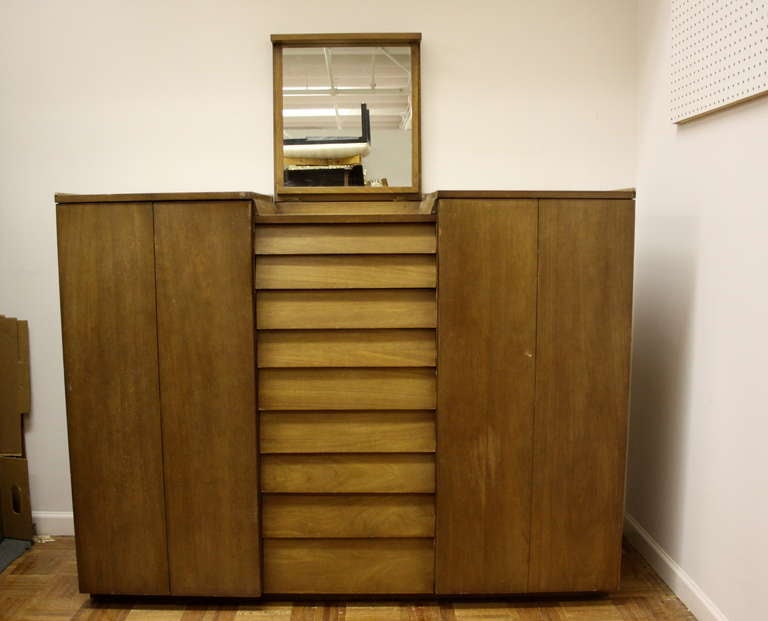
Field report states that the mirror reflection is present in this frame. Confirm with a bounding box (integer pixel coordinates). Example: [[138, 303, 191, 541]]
[[282, 46, 412, 188]]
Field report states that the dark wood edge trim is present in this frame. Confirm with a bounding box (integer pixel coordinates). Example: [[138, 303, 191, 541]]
[[435, 190, 636, 200], [55, 190, 636, 205], [273, 43, 284, 198], [276, 190, 423, 202], [271, 33, 421, 45], [54, 192, 273, 204], [88, 590, 620, 602], [249, 200, 265, 595], [254, 214, 436, 224], [411, 41, 422, 196]]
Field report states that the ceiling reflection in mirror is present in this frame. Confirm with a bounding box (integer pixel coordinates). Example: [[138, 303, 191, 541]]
[[282, 46, 412, 188]]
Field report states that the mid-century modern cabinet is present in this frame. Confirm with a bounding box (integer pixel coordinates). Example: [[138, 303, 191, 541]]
[[56, 190, 634, 597]]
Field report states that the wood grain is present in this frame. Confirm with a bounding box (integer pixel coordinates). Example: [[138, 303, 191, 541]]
[[254, 255, 436, 289], [260, 411, 435, 453], [435, 199, 539, 594], [254, 223, 436, 254], [56, 202, 169, 595], [256, 290, 436, 329], [257, 329, 436, 367], [263, 538, 434, 594], [154, 201, 260, 596], [259, 368, 436, 410], [528, 199, 635, 593], [262, 494, 435, 538], [261, 454, 435, 493]]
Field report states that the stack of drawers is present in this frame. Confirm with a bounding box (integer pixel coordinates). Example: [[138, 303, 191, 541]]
[[253, 215, 438, 594]]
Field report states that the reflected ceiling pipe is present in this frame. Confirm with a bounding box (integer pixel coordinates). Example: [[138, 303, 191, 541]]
[[322, 47, 342, 130], [283, 87, 407, 95], [379, 47, 411, 81], [369, 51, 377, 90], [379, 47, 412, 132], [401, 94, 413, 131]]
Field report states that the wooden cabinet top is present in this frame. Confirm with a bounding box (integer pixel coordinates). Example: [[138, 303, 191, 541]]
[[55, 189, 635, 204], [55, 192, 270, 204], [434, 190, 635, 199]]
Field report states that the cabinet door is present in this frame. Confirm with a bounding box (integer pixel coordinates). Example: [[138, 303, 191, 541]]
[[529, 199, 634, 592], [435, 199, 538, 594], [57, 202, 169, 594], [154, 201, 260, 596]]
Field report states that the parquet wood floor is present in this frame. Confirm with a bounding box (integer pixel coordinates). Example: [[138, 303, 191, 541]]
[[0, 538, 695, 620]]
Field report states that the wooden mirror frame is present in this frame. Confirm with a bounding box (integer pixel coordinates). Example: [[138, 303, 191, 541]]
[[272, 33, 422, 200]]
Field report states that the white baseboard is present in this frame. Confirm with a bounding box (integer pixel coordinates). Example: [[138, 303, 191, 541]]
[[624, 514, 729, 621], [32, 511, 75, 536]]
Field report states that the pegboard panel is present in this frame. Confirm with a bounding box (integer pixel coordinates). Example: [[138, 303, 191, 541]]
[[671, 0, 768, 123]]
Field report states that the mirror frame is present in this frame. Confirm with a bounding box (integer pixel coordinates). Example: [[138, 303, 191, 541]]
[[272, 33, 422, 200]]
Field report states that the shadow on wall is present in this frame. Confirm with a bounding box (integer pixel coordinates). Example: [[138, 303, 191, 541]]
[[626, 211, 699, 560]]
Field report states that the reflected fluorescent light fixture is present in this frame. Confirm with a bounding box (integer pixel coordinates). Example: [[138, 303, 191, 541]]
[[283, 86, 388, 91], [283, 108, 361, 117]]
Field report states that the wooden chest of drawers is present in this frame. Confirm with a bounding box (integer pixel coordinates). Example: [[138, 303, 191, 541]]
[[56, 190, 634, 597], [254, 217, 438, 594]]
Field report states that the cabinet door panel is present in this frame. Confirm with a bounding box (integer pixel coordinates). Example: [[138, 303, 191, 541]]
[[154, 201, 260, 596], [57, 203, 169, 595], [435, 199, 538, 594], [529, 199, 634, 592]]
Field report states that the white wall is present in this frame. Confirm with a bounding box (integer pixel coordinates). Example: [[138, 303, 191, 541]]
[[627, 3, 768, 621], [0, 0, 635, 533], [365, 128, 412, 187]]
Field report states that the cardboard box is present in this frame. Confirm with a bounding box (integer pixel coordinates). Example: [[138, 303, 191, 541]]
[[0, 315, 33, 540], [0, 316, 30, 456], [0, 456, 33, 540]]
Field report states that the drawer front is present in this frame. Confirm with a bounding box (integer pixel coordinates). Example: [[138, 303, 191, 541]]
[[260, 411, 435, 453], [254, 255, 436, 289], [258, 368, 436, 411], [256, 290, 436, 329], [254, 223, 436, 255], [262, 494, 435, 538], [263, 539, 434, 594], [261, 454, 435, 493], [257, 329, 436, 368]]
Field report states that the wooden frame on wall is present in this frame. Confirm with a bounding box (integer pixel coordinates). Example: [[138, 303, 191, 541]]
[[272, 33, 422, 201]]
